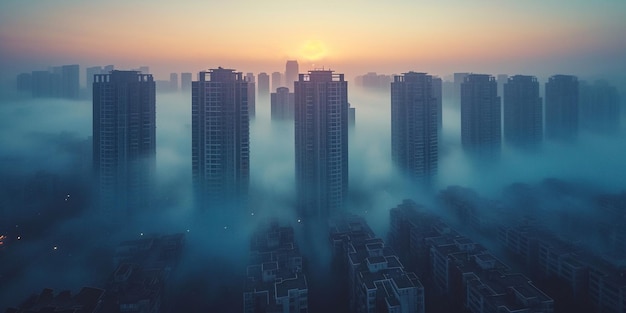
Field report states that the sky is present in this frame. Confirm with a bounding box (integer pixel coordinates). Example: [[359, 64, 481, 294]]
[[1, 0, 626, 81]]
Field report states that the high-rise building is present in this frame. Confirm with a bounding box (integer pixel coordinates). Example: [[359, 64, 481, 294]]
[[432, 76, 443, 135], [453, 72, 470, 108], [192, 68, 249, 212], [545, 75, 579, 142], [503, 75, 542, 149], [294, 70, 348, 220], [169, 73, 178, 92], [348, 103, 355, 129], [461, 74, 501, 160], [93, 70, 156, 218], [497, 74, 509, 98], [271, 87, 294, 121], [245, 73, 256, 119], [16, 73, 32, 92], [579, 80, 620, 134], [28, 65, 79, 99], [285, 60, 299, 91], [60, 64, 79, 99], [258, 72, 270, 99], [271, 71, 283, 92], [86, 66, 104, 89], [355, 72, 393, 92], [180, 72, 192, 91], [391, 72, 438, 183], [31, 70, 54, 97]]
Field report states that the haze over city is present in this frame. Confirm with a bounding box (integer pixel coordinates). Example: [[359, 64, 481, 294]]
[[1, 1, 626, 313]]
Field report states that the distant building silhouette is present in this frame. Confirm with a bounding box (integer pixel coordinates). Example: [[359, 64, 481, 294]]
[[295, 70, 348, 220], [270, 86, 294, 121], [348, 103, 355, 129], [169, 72, 178, 91], [497, 74, 508, 98], [503, 75, 543, 150], [461, 74, 501, 160], [432, 76, 443, 135], [391, 72, 438, 184], [134, 66, 149, 74], [545, 75, 579, 142], [92, 70, 156, 219], [271, 71, 283, 91], [61, 64, 79, 99], [180, 72, 192, 91], [355, 72, 392, 92], [257, 72, 270, 100], [86, 66, 108, 90], [16, 73, 32, 91], [285, 60, 299, 91], [25, 64, 79, 99], [579, 80, 620, 134], [246, 73, 256, 119], [453, 72, 470, 108], [192, 68, 249, 212], [31, 70, 55, 97]]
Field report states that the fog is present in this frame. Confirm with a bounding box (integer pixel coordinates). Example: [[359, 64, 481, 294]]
[[1, 74, 625, 310]]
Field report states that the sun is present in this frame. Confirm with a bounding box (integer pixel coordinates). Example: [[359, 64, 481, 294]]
[[299, 40, 327, 61]]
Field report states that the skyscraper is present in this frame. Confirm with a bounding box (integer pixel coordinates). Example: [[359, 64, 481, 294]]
[[461, 74, 501, 160], [503, 75, 542, 149], [271, 86, 294, 120], [285, 60, 299, 90], [545, 75, 579, 142], [271, 71, 282, 91], [192, 68, 249, 212], [169, 73, 178, 92], [453, 72, 470, 109], [579, 80, 620, 134], [432, 76, 443, 135], [257, 72, 269, 100], [245, 73, 256, 119], [294, 70, 348, 220], [181, 72, 192, 91], [92, 70, 156, 218], [391, 72, 438, 183]]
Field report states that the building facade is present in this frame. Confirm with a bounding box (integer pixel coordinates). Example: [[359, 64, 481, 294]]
[[92, 70, 156, 218], [461, 74, 501, 160], [192, 68, 249, 212], [285, 60, 299, 91], [271, 86, 295, 121], [579, 80, 620, 134], [294, 70, 349, 220], [391, 72, 438, 184], [245, 73, 256, 119], [272, 71, 283, 92], [181, 72, 192, 91], [503, 75, 543, 150], [545, 75, 579, 142], [258, 72, 270, 100]]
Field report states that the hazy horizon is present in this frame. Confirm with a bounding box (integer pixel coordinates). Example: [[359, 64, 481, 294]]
[[1, 1, 626, 83], [2, 1, 626, 312]]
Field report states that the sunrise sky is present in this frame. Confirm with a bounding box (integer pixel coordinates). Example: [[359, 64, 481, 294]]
[[1, 0, 625, 80]]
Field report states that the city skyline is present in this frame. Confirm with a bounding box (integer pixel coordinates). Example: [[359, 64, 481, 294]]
[[1, 1, 626, 82], [2, 2, 626, 312]]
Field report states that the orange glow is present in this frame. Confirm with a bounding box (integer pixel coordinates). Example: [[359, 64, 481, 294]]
[[1, 1, 625, 78], [299, 40, 327, 61]]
